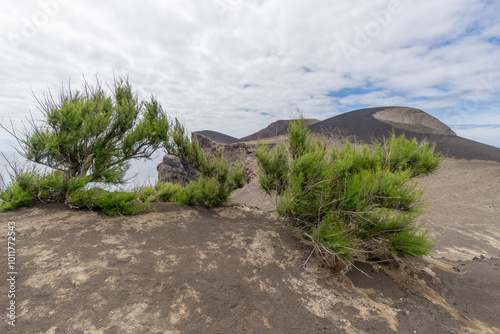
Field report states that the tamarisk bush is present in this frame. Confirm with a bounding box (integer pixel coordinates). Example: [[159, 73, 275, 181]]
[[256, 119, 442, 267], [2, 77, 172, 184], [171, 120, 243, 208], [0, 77, 243, 214]]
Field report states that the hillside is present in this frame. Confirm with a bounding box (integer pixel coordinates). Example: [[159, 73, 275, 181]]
[[192, 130, 241, 145], [308, 106, 500, 162], [195, 107, 500, 162], [240, 119, 320, 142]]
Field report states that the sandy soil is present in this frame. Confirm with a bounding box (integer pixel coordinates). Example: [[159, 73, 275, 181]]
[[0, 157, 499, 333], [417, 159, 500, 261]]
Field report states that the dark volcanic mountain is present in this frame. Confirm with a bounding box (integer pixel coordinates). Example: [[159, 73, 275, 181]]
[[193, 130, 241, 145], [309, 106, 500, 162], [192, 107, 499, 162], [240, 119, 320, 141]]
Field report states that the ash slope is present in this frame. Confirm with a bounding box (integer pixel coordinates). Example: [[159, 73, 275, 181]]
[[193, 130, 241, 145], [240, 119, 320, 142]]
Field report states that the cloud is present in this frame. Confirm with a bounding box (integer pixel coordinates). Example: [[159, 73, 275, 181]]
[[0, 0, 499, 153]]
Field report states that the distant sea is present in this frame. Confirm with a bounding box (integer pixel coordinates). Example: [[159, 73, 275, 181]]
[[0, 151, 164, 191]]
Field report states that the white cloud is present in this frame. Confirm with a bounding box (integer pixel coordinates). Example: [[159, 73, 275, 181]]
[[0, 0, 499, 153]]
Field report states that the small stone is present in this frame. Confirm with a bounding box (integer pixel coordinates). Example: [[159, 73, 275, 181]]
[[2, 317, 5, 320], [480, 255, 487, 260], [473, 256, 480, 261], [410, 290, 417, 295], [399, 310, 407, 315], [491, 257, 495, 260]]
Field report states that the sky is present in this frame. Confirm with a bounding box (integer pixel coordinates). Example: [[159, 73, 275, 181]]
[[1, 0, 500, 158]]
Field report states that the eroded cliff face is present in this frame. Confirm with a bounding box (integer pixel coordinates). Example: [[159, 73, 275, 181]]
[[157, 133, 258, 184], [372, 107, 456, 136]]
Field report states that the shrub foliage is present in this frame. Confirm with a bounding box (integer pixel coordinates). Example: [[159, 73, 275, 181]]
[[256, 119, 442, 265], [170, 120, 243, 208], [7, 78, 171, 184], [0, 78, 244, 214]]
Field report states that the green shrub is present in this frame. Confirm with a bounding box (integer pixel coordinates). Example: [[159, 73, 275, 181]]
[[388, 226, 434, 257], [28, 171, 89, 202], [0, 183, 34, 212], [135, 185, 157, 202], [137, 175, 234, 209], [0, 169, 90, 212], [170, 120, 246, 207], [310, 213, 359, 262], [1, 76, 245, 214], [371, 132, 442, 177], [176, 176, 231, 208], [136, 181, 183, 203], [68, 187, 150, 216], [228, 162, 244, 189], [256, 142, 290, 196], [256, 118, 441, 266], [1, 77, 172, 185], [155, 182, 183, 202], [0, 168, 151, 216]]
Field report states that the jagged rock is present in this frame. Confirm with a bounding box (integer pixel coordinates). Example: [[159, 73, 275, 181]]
[[157, 132, 258, 185], [156, 154, 198, 185]]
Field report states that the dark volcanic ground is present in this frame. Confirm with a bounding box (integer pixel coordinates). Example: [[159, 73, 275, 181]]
[[1, 202, 499, 333]]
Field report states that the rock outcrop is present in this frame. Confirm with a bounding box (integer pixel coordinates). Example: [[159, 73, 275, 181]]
[[156, 154, 198, 185], [157, 132, 259, 185], [193, 132, 257, 181]]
